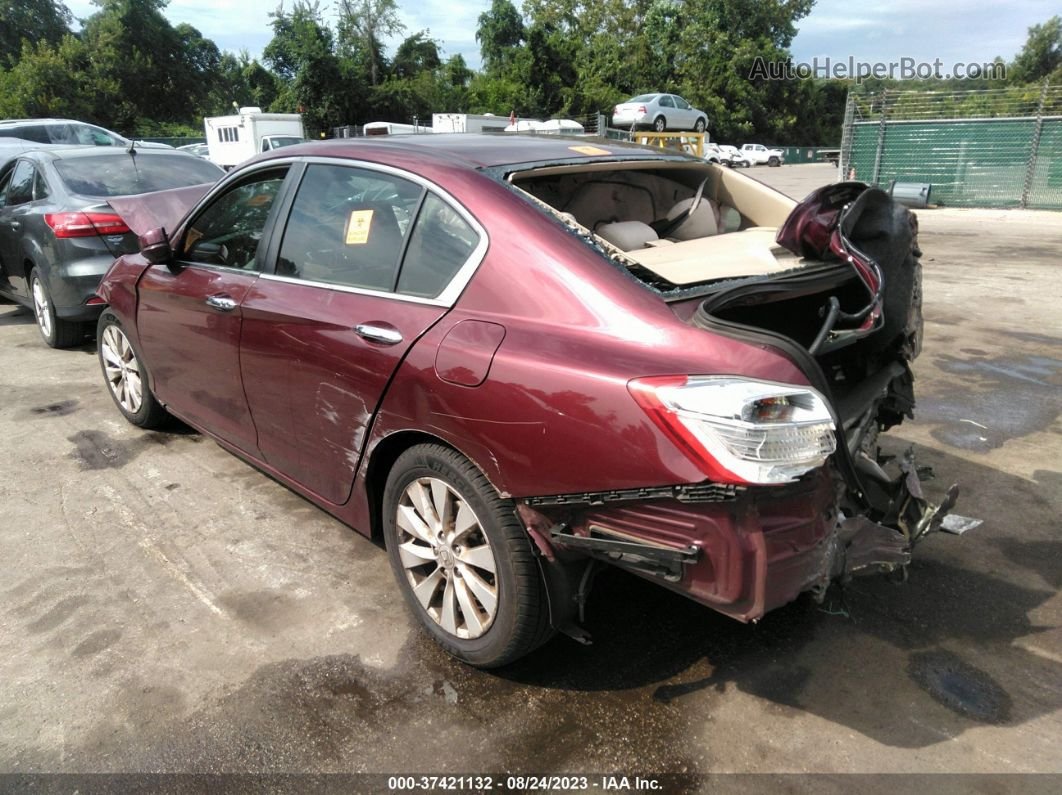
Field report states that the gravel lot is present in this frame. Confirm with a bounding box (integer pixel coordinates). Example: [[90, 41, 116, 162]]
[[1, 163, 1060, 783]]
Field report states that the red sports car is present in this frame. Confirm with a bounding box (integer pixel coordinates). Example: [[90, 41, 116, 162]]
[[94, 135, 956, 667]]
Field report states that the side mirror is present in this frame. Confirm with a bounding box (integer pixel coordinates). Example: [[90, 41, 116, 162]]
[[139, 227, 172, 265]]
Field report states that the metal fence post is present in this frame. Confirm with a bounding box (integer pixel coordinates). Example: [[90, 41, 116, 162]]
[[872, 90, 888, 185], [839, 90, 856, 180], [1020, 79, 1049, 209]]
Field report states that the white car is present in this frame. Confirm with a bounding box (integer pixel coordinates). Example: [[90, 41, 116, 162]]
[[0, 118, 173, 149], [612, 93, 708, 133], [740, 143, 785, 166]]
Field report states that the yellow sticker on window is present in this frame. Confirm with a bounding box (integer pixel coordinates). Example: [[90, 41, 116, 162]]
[[568, 145, 611, 156], [345, 209, 374, 245]]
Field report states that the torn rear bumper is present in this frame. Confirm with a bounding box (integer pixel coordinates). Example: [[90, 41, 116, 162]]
[[521, 454, 957, 629]]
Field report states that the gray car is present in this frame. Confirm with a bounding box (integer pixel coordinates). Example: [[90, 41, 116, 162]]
[[611, 93, 708, 133], [0, 147, 223, 347]]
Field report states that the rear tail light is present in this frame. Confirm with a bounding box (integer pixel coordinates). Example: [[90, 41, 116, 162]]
[[637, 105, 647, 115], [629, 376, 836, 485], [44, 212, 131, 238]]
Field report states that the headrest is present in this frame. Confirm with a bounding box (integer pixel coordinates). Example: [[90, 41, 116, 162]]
[[665, 198, 719, 240], [595, 220, 659, 251]]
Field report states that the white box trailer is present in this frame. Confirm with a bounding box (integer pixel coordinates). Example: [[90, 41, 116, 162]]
[[363, 121, 433, 135], [204, 108, 305, 168], [431, 113, 510, 134]]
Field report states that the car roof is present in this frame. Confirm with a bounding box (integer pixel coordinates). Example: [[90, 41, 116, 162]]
[[255, 134, 694, 171], [0, 118, 100, 126]]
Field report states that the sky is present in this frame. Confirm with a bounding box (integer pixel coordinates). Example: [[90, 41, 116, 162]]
[[65, 0, 1056, 77]]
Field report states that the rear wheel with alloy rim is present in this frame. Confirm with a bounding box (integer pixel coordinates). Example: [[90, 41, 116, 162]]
[[97, 312, 168, 428], [653, 116, 667, 132], [383, 444, 553, 667], [31, 271, 82, 348]]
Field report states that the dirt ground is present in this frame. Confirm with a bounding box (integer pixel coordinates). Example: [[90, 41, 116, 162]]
[[0, 163, 1060, 785]]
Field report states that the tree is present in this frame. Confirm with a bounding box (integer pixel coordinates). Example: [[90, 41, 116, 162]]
[[392, 31, 440, 79], [264, 2, 347, 133], [336, 0, 404, 87], [78, 0, 224, 130], [1010, 16, 1062, 84], [0, 35, 98, 120], [475, 0, 524, 73], [0, 0, 72, 66]]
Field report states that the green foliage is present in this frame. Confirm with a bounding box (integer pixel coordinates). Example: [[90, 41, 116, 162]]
[[1010, 16, 1062, 84], [0, 0, 1057, 146], [0, 0, 72, 66]]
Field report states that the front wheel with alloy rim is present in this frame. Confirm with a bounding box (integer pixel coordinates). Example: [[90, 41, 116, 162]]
[[31, 271, 82, 348], [694, 118, 706, 133], [96, 312, 168, 428], [383, 444, 553, 667]]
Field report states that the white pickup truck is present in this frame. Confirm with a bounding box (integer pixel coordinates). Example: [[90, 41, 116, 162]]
[[740, 143, 785, 167]]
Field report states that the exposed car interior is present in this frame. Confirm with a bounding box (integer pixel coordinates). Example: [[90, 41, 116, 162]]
[[510, 161, 801, 284]]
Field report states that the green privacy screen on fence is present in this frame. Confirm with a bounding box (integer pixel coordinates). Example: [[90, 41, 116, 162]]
[[841, 85, 1062, 210]]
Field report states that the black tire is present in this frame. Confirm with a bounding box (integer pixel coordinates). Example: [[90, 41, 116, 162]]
[[383, 444, 553, 668], [96, 311, 169, 428], [30, 270, 83, 349], [694, 118, 706, 133], [653, 115, 666, 133], [768, 156, 780, 167]]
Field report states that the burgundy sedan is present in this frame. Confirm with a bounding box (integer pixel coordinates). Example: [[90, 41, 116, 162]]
[[94, 136, 955, 667]]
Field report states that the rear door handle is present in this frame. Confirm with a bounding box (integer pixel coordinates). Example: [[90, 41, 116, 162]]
[[7, 221, 20, 231], [205, 294, 237, 312], [355, 323, 403, 345]]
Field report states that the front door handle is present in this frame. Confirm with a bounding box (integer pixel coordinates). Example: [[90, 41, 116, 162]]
[[355, 323, 403, 345], [205, 294, 237, 312], [7, 221, 20, 231]]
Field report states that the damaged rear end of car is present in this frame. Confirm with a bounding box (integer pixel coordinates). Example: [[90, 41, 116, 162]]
[[498, 153, 958, 640]]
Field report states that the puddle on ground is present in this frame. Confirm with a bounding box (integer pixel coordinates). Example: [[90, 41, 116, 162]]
[[908, 649, 1011, 724], [917, 353, 1062, 451]]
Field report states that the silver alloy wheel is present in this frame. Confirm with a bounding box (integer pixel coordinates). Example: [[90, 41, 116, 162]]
[[32, 277, 52, 339], [396, 476, 498, 639], [100, 325, 144, 415]]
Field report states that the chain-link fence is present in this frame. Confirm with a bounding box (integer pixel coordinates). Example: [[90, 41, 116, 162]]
[[840, 82, 1062, 209]]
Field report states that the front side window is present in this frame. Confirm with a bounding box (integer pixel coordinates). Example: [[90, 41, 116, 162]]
[[71, 124, 121, 146], [675, 96, 691, 110], [181, 169, 287, 270], [277, 164, 423, 292]]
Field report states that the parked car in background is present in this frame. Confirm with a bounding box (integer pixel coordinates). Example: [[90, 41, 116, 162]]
[[0, 147, 223, 347], [177, 142, 210, 159], [0, 118, 173, 149], [704, 143, 749, 167], [612, 93, 708, 132], [741, 143, 785, 166], [93, 135, 950, 667], [719, 144, 750, 167]]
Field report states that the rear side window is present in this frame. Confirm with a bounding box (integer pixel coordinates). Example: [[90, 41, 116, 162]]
[[53, 153, 223, 197], [277, 164, 423, 292], [5, 161, 36, 205], [33, 169, 49, 200], [659, 95, 675, 108], [0, 126, 49, 144], [397, 194, 479, 298]]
